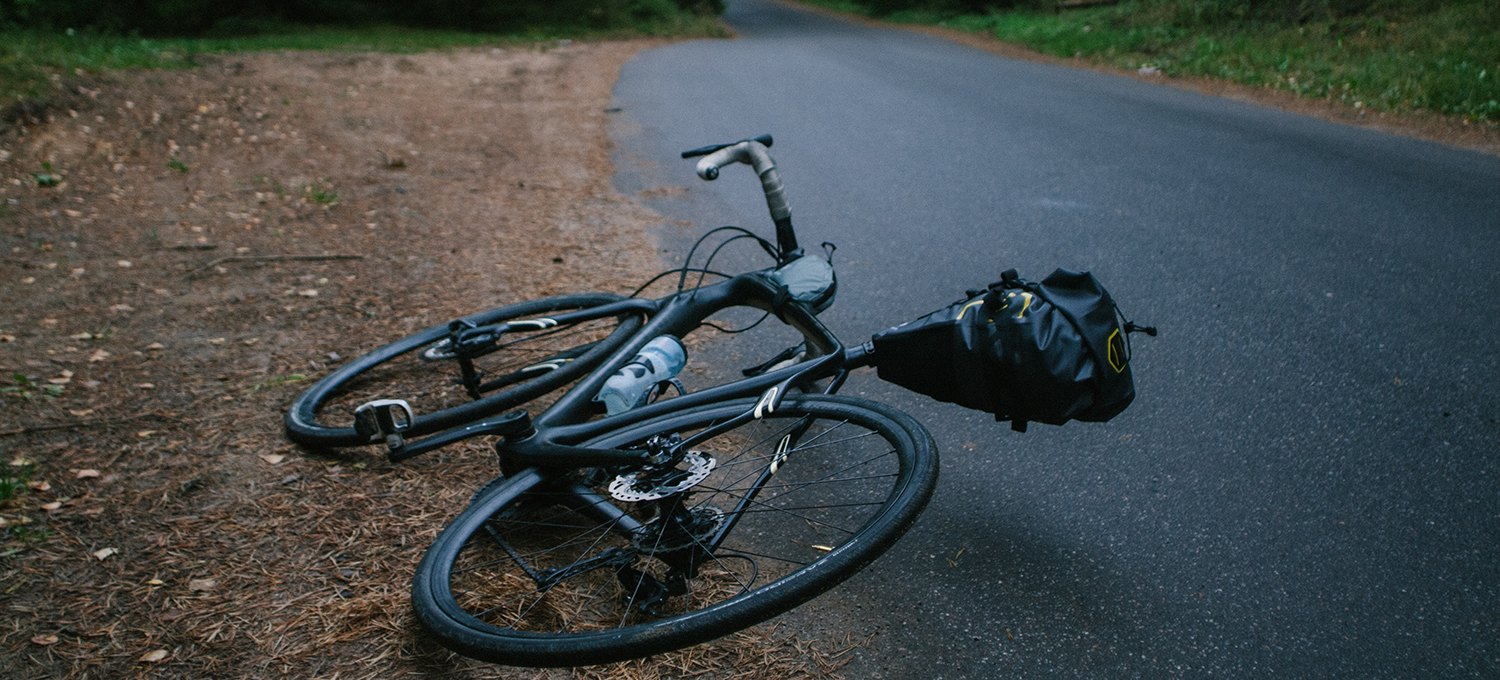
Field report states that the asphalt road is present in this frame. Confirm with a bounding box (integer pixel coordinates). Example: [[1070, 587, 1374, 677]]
[[608, 1, 1500, 677]]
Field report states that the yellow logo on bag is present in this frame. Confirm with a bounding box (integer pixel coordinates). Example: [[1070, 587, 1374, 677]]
[[1107, 328, 1126, 373]]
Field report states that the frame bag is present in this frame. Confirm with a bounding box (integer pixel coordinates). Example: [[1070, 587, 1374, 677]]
[[871, 269, 1154, 431]]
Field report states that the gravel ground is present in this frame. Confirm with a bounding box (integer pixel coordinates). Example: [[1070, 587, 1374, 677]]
[[0, 41, 852, 679]]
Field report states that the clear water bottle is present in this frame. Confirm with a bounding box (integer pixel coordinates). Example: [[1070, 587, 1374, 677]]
[[595, 335, 687, 415]]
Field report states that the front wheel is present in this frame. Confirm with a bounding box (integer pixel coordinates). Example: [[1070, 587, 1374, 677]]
[[411, 394, 939, 666], [284, 293, 643, 447]]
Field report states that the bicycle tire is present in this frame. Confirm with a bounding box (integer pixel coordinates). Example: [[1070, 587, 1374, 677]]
[[285, 293, 644, 447], [411, 394, 939, 666]]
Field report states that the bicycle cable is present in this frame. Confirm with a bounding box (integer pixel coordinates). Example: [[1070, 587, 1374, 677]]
[[675, 227, 778, 294], [685, 232, 776, 333], [629, 267, 733, 298]]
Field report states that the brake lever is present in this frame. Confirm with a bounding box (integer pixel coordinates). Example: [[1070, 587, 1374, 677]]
[[681, 134, 773, 159]]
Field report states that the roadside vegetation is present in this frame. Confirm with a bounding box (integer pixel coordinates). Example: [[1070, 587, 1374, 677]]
[[1, 0, 726, 108], [806, 0, 1500, 125]]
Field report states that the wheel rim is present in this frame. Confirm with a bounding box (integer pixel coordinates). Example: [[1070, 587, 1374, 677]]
[[431, 398, 924, 656], [306, 305, 627, 435]]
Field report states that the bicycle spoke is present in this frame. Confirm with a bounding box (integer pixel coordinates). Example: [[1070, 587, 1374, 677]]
[[430, 398, 930, 649]]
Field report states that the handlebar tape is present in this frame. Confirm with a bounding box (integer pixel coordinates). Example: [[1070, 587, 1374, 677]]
[[695, 140, 792, 226]]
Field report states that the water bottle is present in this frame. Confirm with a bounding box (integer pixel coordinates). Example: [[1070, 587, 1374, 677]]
[[595, 335, 687, 415]]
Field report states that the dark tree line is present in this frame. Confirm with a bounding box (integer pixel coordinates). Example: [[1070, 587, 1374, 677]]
[[0, 0, 724, 35]]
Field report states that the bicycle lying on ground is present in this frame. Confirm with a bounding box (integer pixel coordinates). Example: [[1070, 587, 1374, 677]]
[[284, 135, 1146, 666]]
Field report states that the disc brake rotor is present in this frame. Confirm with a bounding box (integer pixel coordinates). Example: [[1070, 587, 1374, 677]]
[[609, 452, 716, 502]]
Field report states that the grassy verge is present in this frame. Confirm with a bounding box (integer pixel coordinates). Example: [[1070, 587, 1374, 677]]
[[802, 0, 1500, 125], [1, 17, 726, 106]]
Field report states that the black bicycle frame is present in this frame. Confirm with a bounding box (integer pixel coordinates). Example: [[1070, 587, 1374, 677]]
[[383, 270, 864, 465]]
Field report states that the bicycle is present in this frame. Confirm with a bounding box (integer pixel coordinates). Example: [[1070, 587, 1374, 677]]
[[286, 136, 940, 666]]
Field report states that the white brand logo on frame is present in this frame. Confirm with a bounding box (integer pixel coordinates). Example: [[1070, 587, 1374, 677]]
[[769, 434, 793, 474], [753, 387, 779, 419]]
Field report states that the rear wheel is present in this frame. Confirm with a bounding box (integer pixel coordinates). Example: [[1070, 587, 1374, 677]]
[[411, 394, 939, 666], [284, 293, 643, 447]]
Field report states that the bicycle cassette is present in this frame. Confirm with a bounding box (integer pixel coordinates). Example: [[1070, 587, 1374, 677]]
[[609, 452, 716, 502], [632, 506, 726, 553]]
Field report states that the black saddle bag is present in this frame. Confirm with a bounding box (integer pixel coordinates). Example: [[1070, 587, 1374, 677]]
[[871, 268, 1153, 431]]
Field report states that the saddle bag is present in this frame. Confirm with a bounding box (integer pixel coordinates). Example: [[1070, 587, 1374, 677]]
[[871, 268, 1153, 431]]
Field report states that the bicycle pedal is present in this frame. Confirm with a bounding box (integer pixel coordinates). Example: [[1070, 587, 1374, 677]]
[[354, 399, 414, 449]]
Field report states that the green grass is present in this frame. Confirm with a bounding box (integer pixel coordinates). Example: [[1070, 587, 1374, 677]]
[[802, 0, 1500, 124], [1, 18, 727, 105], [301, 183, 338, 205], [250, 373, 306, 392], [1, 373, 63, 401], [0, 462, 32, 503]]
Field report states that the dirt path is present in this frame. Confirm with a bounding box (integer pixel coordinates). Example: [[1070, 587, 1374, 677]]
[[0, 43, 846, 679]]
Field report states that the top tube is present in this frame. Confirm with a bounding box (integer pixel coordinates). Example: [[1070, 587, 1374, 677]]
[[383, 271, 847, 461]]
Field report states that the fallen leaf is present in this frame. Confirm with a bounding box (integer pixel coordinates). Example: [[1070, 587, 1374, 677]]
[[208, 337, 226, 345], [93, 547, 117, 560], [298, 289, 319, 297], [88, 349, 110, 362], [75, 469, 100, 479], [0, 334, 15, 341], [27, 480, 51, 491], [31, 634, 59, 646], [146, 342, 165, 350], [140, 649, 169, 663], [135, 383, 156, 389], [188, 579, 216, 591], [137, 430, 155, 438], [47, 370, 73, 385], [70, 408, 94, 417], [147, 578, 165, 585], [41, 501, 63, 511], [10, 457, 33, 467], [116, 260, 133, 268], [109, 304, 135, 312], [70, 332, 94, 340], [259, 454, 286, 465]]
